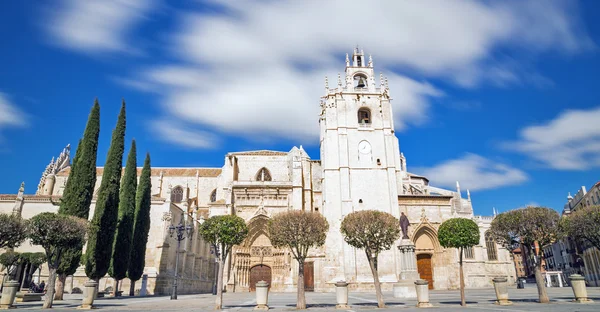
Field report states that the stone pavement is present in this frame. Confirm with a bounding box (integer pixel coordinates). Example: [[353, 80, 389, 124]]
[[9, 286, 600, 311]]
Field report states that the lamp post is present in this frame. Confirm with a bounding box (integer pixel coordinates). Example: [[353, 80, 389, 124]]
[[169, 219, 193, 300]]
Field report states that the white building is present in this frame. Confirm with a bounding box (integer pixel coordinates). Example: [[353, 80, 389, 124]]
[[1, 49, 515, 294]]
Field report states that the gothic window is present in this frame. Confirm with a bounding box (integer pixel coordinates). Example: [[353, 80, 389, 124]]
[[255, 168, 272, 182], [486, 231, 498, 261], [464, 246, 474, 259], [210, 189, 217, 203], [358, 108, 371, 124], [171, 186, 184, 203]]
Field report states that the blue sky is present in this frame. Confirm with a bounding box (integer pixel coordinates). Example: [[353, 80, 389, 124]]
[[1, 0, 599, 216]]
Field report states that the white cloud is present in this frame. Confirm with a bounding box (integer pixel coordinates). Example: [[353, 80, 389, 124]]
[[504, 106, 600, 170], [0, 93, 27, 142], [45, 0, 152, 54], [414, 153, 528, 191], [106, 0, 591, 147], [151, 119, 217, 149]]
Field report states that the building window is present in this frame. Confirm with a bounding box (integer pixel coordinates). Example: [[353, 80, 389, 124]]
[[210, 189, 217, 202], [464, 246, 474, 259], [358, 108, 371, 124], [486, 231, 498, 261], [256, 167, 272, 181], [171, 186, 184, 203]]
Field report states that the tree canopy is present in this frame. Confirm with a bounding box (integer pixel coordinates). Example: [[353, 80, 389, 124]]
[[0, 251, 21, 280], [340, 210, 400, 308], [438, 218, 480, 249], [0, 213, 29, 249], [561, 205, 600, 250], [268, 210, 329, 309]]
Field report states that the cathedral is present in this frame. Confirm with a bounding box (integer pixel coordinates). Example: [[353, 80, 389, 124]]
[[0, 49, 515, 295]]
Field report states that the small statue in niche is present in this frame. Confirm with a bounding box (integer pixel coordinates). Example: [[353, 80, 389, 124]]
[[399, 212, 410, 239]]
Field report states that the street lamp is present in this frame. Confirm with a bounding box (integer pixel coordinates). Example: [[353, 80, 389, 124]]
[[169, 219, 193, 300]]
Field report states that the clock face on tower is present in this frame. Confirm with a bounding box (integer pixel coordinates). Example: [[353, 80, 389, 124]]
[[358, 141, 372, 154]]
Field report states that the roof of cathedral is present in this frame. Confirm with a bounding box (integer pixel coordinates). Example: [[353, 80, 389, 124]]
[[228, 150, 288, 156], [56, 167, 222, 177]]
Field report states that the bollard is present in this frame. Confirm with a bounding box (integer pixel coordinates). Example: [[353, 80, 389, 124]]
[[492, 277, 513, 305], [0, 280, 19, 310], [335, 281, 350, 309], [569, 274, 593, 303], [78, 280, 99, 310], [414, 279, 433, 308], [254, 281, 269, 310]]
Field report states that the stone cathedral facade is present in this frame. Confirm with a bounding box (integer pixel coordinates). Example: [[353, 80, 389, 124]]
[[0, 49, 515, 294]]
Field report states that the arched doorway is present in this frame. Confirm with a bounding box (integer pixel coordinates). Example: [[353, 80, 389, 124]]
[[413, 224, 442, 289], [417, 254, 434, 289], [249, 265, 272, 291]]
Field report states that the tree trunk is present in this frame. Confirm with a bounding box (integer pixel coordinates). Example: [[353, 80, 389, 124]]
[[129, 280, 136, 296], [534, 265, 549, 303], [215, 259, 225, 310], [54, 273, 67, 300], [43, 268, 58, 309], [20, 263, 30, 290], [459, 247, 466, 306], [366, 253, 385, 308], [114, 279, 120, 297], [297, 259, 306, 309]]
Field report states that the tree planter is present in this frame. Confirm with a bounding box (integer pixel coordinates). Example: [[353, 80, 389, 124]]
[[569, 274, 593, 303], [414, 280, 433, 308], [0, 280, 19, 309], [254, 281, 269, 310], [78, 280, 99, 310], [492, 277, 512, 305], [335, 281, 350, 309]]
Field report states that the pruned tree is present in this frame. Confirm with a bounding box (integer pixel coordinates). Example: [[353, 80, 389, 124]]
[[86, 101, 126, 281], [127, 152, 151, 296], [199, 215, 248, 310], [0, 213, 29, 250], [0, 251, 21, 280], [109, 139, 137, 296], [340, 210, 400, 308], [56, 100, 100, 300], [561, 205, 600, 250], [268, 211, 329, 309], [489, 207, 559, 303], [19, 252, 46, 290], [437, 218, 480, 306], [28, 212, 88, 309]]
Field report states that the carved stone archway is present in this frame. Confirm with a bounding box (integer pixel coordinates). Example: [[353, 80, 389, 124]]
[[411, 224, 442, 289], [230, 215, 288, 292]]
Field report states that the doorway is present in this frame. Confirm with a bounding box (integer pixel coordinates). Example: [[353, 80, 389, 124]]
[[304, 262, 314, 292], [249, 265, 272, 292], [417, 254, 434, 289]]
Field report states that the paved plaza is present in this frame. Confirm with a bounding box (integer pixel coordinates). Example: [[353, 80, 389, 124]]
[[7, 286, 600, 311]]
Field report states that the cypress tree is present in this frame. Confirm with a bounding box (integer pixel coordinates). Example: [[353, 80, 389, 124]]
[[86, 101, 126, 280], [56, 100, 100, 300], [127, 153, 152, 296], [108, 139, 137, 296], [59, 100, 100, 218]]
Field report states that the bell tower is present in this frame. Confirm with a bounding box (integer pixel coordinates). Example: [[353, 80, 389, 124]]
[[319, 48, 404, 283]]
